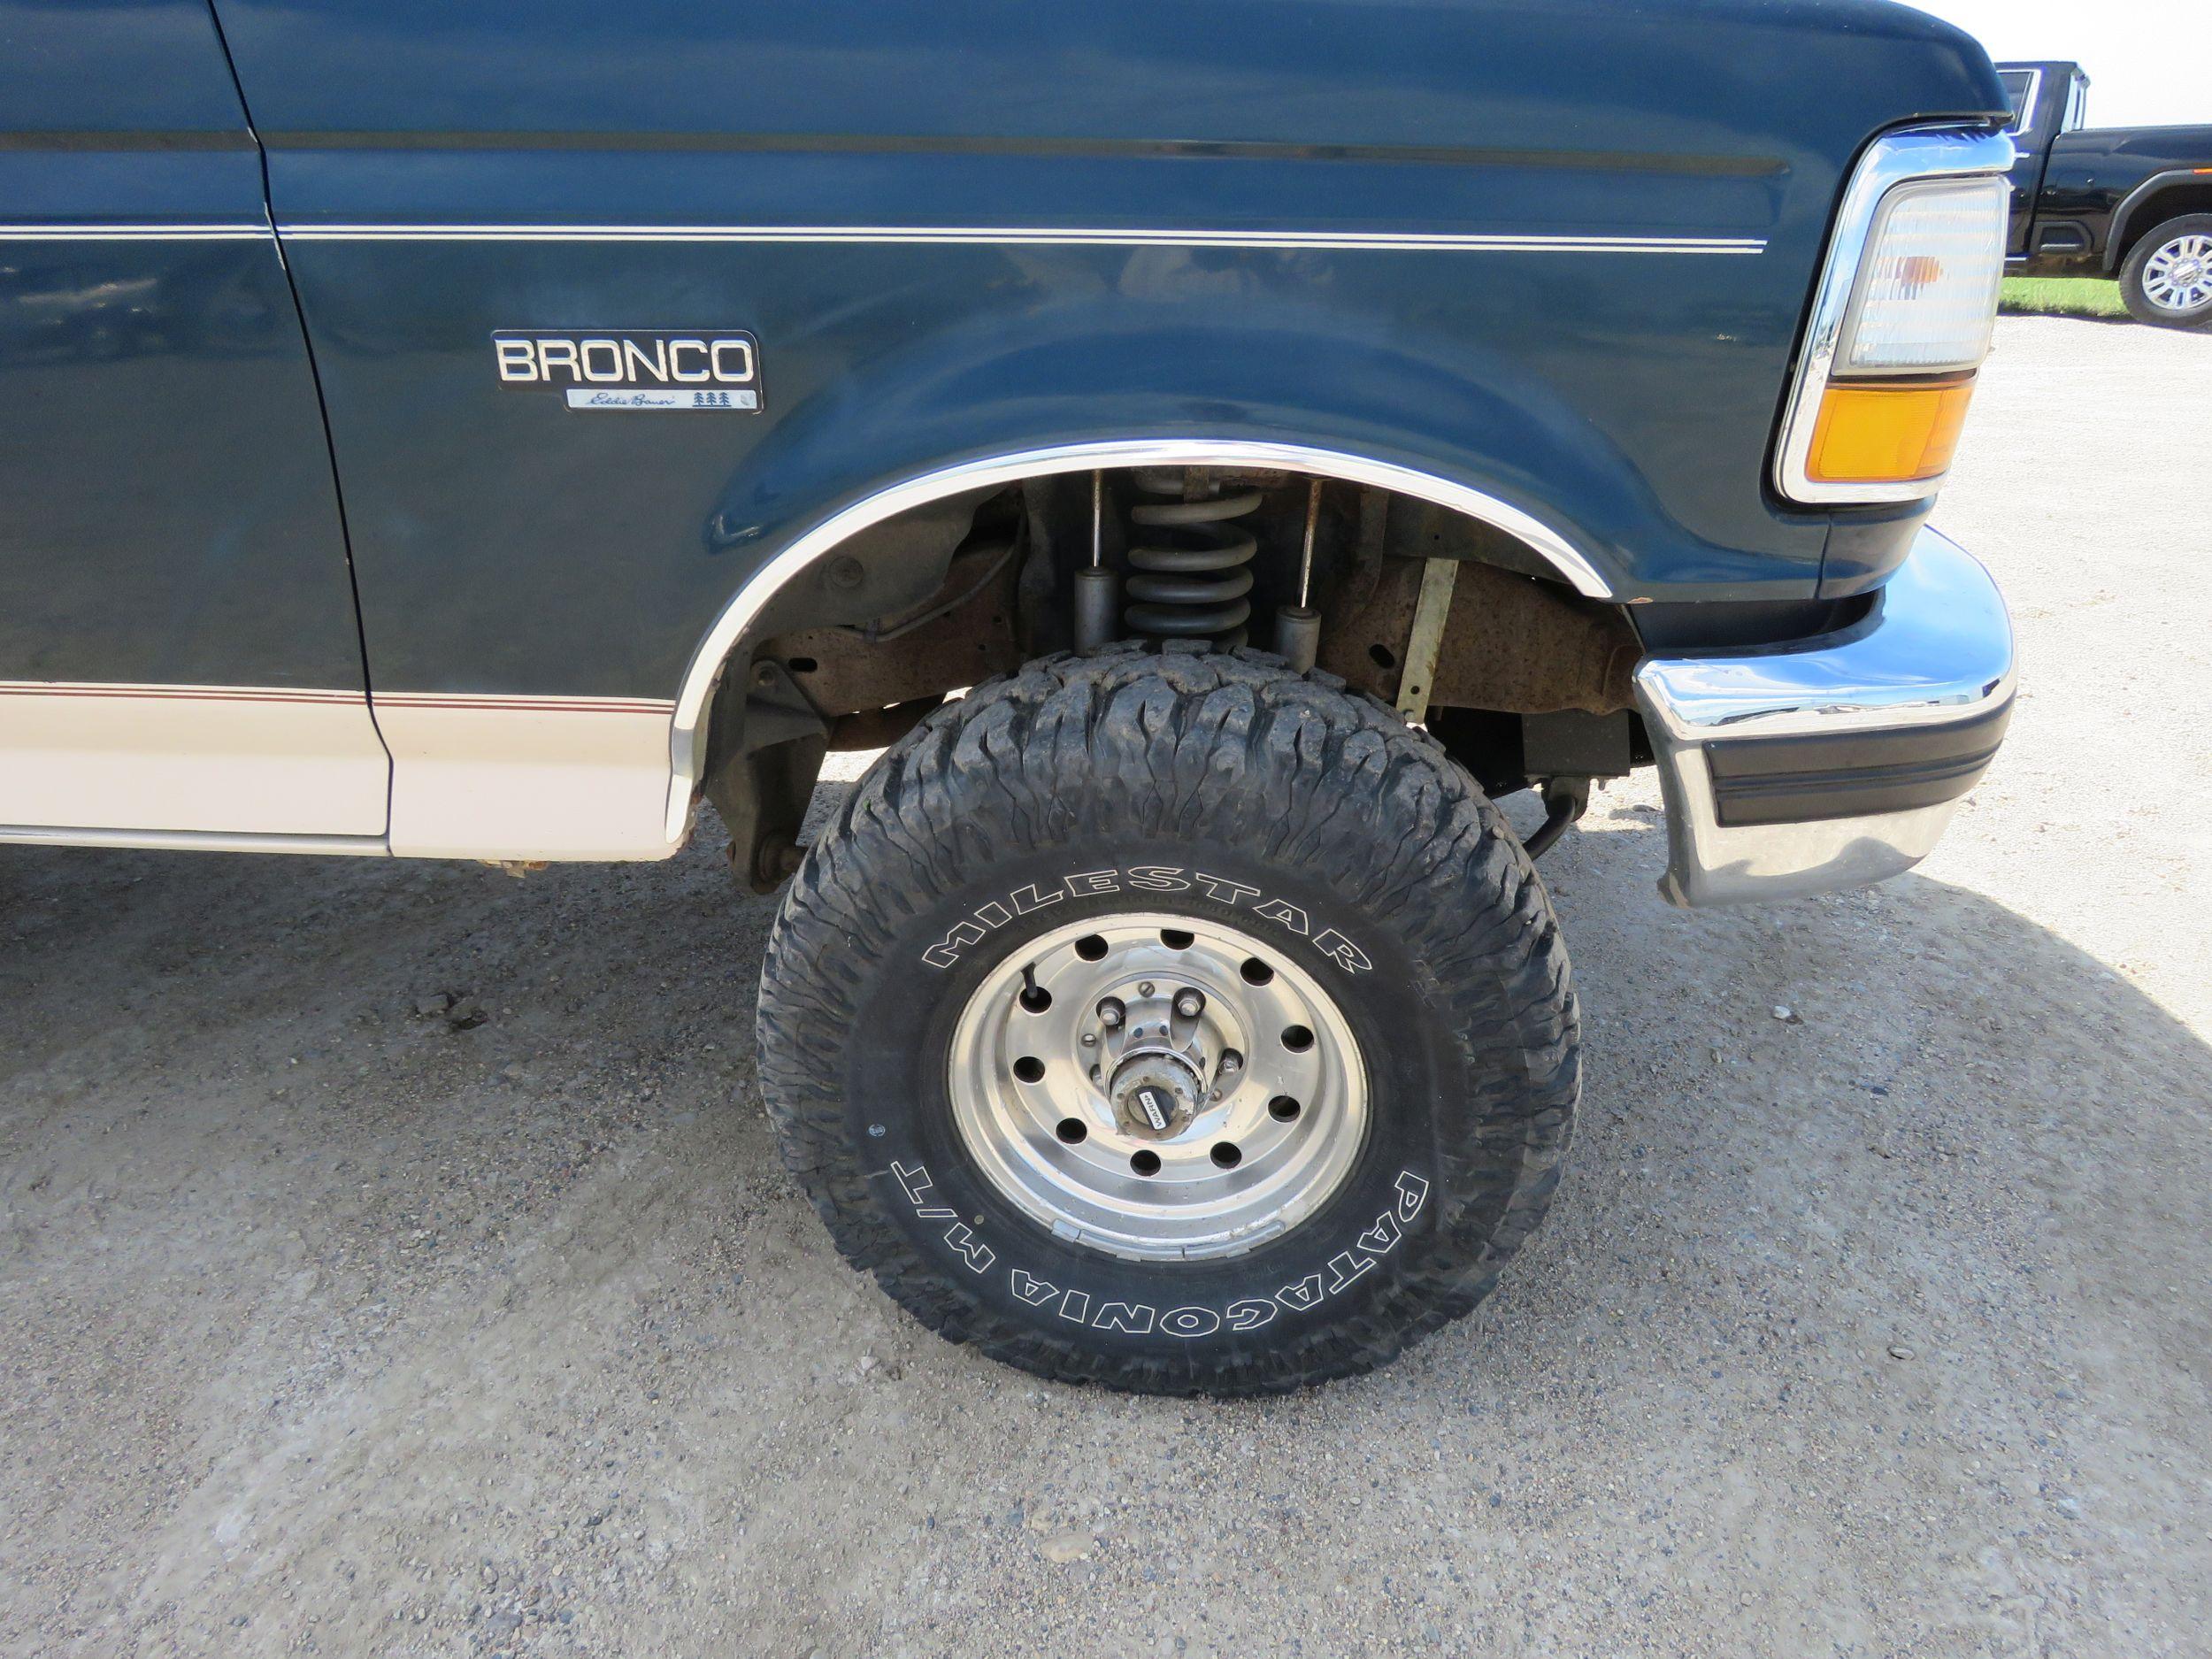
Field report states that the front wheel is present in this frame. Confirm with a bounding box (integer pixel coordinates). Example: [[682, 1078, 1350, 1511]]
[[2119, 214, 2212, 330], [757, 645, 1579, 1395]]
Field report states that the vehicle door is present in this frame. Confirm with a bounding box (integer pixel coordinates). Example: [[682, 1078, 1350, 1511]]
[[0, 0, 388, 843]]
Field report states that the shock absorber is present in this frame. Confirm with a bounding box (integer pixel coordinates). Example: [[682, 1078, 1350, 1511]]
[[1122, 469, 1258, 649]]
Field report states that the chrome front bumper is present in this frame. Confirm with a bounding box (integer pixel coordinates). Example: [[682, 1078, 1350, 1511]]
[[1633, 527, 2015, 908]]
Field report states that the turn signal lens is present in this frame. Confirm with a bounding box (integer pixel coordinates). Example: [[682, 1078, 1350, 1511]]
[[1839, 177, 2008, 374], [1805, 375, 1977, 484]]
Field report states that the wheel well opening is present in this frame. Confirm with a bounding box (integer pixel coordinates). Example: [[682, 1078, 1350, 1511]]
[[2117, 186, 2212, 269], [698, 462, 1650, 882], [699, 469, 1655, 885], [733, 465, 1635, 724]]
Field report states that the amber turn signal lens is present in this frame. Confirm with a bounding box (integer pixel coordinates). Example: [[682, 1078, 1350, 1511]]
[[1804, 374, 1977, 485]]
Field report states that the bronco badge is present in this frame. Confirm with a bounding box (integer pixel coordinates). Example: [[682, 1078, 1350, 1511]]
[[491, 329, 764, 412]]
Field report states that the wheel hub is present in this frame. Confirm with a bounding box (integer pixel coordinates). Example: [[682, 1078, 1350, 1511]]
[[1109, 1051, 1203, 1139], [945, 911, 1369, 1262], [1093, 979, 1215, 1138]]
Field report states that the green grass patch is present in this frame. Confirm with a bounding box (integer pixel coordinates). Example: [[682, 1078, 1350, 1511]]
[[2001, 276, 2128, 319]]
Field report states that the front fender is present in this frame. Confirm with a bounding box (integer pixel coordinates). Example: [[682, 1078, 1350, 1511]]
[[697, 291, 1801, 604]]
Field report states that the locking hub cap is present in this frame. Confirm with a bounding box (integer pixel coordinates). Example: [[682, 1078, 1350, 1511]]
[[1110, 1053, 1203, 1139]]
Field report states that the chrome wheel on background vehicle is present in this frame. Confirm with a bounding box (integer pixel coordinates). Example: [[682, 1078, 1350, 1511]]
[[2121, 215, 2212, 330], [2142, 235, 2212, 311], [947, 912, 1368, 1262], [757, 645, 1580, 1396]]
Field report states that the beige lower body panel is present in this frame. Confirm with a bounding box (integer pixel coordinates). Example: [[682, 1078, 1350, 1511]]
[[0, 681, 390, 837], [0, 683, 690, 862], [373, 693, 685, 862]]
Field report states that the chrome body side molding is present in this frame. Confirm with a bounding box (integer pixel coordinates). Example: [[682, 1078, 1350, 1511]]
[[278, 224, 1766, 255], [664, 437, 1616, 841], [1634, 527, 2015, 907], [0, 224, 272, 241]]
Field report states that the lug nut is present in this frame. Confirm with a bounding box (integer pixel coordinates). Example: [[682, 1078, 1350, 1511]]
[[1174, 987, 1206, 1019], [1219, 1048, 1243, 1074], [1096, 997, 1125, 1029]]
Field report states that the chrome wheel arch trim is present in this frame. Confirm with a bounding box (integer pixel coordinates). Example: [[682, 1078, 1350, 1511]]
[[664, 437, 1614, 837]]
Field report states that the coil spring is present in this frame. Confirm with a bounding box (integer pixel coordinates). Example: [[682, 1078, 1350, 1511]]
[[1123, 469, 1258, 649]]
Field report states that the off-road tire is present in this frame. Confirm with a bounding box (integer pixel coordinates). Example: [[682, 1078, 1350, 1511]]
[[2119, 214, 2212, 330], [757, 643, 1578, 1394]]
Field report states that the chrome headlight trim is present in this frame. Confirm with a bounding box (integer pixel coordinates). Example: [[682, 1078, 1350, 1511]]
[[1774, 126, 2015, 507]]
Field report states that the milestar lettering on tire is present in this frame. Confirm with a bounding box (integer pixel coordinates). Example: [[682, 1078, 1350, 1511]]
[[919, 865, 1371, 976], [757, 645, 1580, 1395]]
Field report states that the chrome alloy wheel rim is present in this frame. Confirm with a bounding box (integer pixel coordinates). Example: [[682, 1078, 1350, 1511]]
[[2143, 234, 2212, 313], [947, 911, 1369, 1262]]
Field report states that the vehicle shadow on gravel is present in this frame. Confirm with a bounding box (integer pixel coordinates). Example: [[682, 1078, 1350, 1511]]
[[0, 805, 2205, 1655]]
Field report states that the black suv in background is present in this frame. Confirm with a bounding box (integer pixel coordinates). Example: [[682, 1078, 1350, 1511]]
[[2000, 60, 2212, 328]]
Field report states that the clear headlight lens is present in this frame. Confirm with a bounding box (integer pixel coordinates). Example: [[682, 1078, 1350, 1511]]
[[1837, 176, 2008, 376]]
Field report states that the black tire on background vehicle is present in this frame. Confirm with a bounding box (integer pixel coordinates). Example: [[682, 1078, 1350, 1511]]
[[757, 644, 1579, 1395], [2118, 214, 2212, 330]]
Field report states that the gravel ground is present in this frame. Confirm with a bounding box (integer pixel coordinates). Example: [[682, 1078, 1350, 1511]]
[[3, 317, 2208, 1658]]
